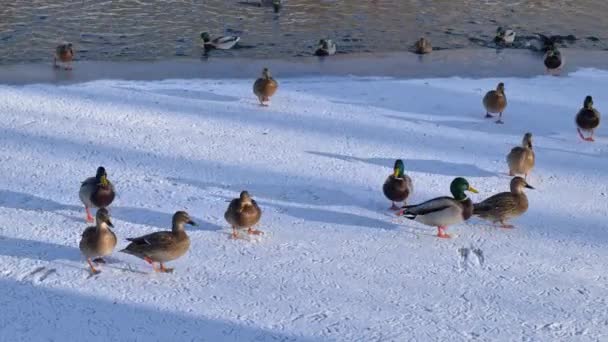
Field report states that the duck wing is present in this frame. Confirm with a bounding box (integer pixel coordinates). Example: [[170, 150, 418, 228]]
[[403, 196, 454, 216]]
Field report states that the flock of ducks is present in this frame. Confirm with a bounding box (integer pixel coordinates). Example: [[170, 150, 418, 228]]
[[52, 24, 601, 274]]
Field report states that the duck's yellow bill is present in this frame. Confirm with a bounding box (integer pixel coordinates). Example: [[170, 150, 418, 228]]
[[393, 169, 399, 177], [468, 186, 479, 193]]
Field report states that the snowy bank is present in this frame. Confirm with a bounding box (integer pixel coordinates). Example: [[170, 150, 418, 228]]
[[0, 70, 607, 341]]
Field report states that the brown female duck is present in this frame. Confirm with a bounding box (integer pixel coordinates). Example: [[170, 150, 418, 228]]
[[576, 95, 600, 142], [54, 43, 74, 70], [473, 177, 534, 228], [507, 132, 535, 179], [79, 208, 117, 274], [225, 191, 262, 239], [483, 82, 507, 124], [253, 68, 278, 106]]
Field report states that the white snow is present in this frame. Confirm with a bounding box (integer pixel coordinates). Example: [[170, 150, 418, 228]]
[[0, 69, 607, 341]]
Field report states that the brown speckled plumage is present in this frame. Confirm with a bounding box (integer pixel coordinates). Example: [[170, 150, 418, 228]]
[[225, 191, 262, 238], [507, 132, 535, 178], [253, 68, 278, 106], [474, 177, 533, 227]]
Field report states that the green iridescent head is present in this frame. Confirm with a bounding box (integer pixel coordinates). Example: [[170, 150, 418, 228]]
[[200, 32, 210, 42], [450, 177, 478, 201], [584, 95, 593, 109], [393, 159, 404, 178]]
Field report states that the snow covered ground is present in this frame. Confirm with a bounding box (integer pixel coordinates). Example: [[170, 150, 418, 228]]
[[0, 69, 607, 341]]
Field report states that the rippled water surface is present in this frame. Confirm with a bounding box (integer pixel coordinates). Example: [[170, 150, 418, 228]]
[[1, 0, 607, 63]]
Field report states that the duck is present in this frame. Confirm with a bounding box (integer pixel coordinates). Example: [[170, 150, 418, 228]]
[[507, 132, 535, 179], [383, 159, 413, 210], [544, 46, 564, 75], [397, 177, 478, 238], [79, 166, 115, 222], [79, 208, 117, 274], [54, 42, 74, 70], [225, 191, 263, 239], [253, 67, 279, 106], [576, 95, 601, 142], [414, 37, 432, 54], [258, 0, 281, 12], [120, 211, 196, 273], [314, 39, 337, 56], [494, 27, 516, 45], [483, 82, 507, 124], [473, 177, 534, 228], [201, 32, 240, 50]]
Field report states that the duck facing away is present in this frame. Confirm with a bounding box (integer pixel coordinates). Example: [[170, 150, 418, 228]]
[[544, 46, 564, 75], [79, 166, 115, 222], [397, 177, 478, 238], [54, 43, 74, 70], [121, 211, 196, 273], [225, 191, 262, 239], [414, 37, 432, 54], [314, 39, 337, 56], [474, 177, 534, 228], [576, 95, 601, 141], [483, 82, 507, 124], [507, 132, 535, 179], [494, 27, 516, 45], [253, 68, 278, 106], [201, 32, 240, 50], [383, 159, 413, 210], [79, 208, 117, 275]]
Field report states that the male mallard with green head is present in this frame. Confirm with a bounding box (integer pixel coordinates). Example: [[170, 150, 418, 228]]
[[79, 166, 115, 222], [397, 177, 478, 238], [414, 37, 432, 54], [383, 159, 413, 210], [507, 132, 535, 179], [225, 191, 262, 239], [473, 177, 534, 228], [483, 82, 507, 124], [253, 68, 278, 106], [121, 211, 196, 273], [576, 95, 600, 142], [494, 27, 516, 45], [54, 42, 74, 70], [200, 32, 240, 50], [79, 208, 117, 274]]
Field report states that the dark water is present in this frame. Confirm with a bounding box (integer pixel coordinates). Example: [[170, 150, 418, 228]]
[[1, 0, 607, 64]]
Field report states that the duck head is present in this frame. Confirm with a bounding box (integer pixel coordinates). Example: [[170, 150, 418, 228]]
[[522, 132, 533, 149], [95, 166, 109, 187], [96, 208, 114, 228], [450, 177, 478, 201], [584, 95, 594, 109], [240, 190, 253, 203], [272, 0, 281, 13], [200, 32, 211, 43], [510, 176, 534, 194], [261, 67, 271, 79], [393, 159, 404, 178], [496, 82, 505, 94], [172, 211, 197, 230]]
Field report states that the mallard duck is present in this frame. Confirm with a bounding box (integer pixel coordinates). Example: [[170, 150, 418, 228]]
[[473, 177, 534, 228], [494, 27, 516, 45], [225, 191, 262, 239], [258, 0, 281, 12], [483, 82, 507, 124], [54, 42, 74, 70], [544, 46, 564, 75], [383, 159, 413, 210], [120, 211, 195, 273], [253, 67, 278, 106], [576, 95, 601, 142], [201, 32, 240, 50], [507, 132, 535, 179], [397, 177, 478, 238], [314, 39, 337, 56], [79, 166, 115, 222], [414, 37, 432, 54], [79, 208, 117, 274]]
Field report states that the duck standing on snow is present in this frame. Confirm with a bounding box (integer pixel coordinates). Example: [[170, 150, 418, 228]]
[[483, 82, 507, 124], [544, 46, 564, 75], [121, 211, 196, 273], [54, 42, 74, 70], [383, 159, 413, 210], [576, 95, 601, 142], [397, 177, 478, 238], [507, 132, 535, 179], [314, 39, 337, 56], [79, 208, 117, 274], [201, 32, 240, 50], [253, 67, 278, 106], [225, 191, 263, 239], [79, 166, 115, 222], [473, 177, 534, 229], [494, 27, 516, 45], [414, 37, 432, 54]]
